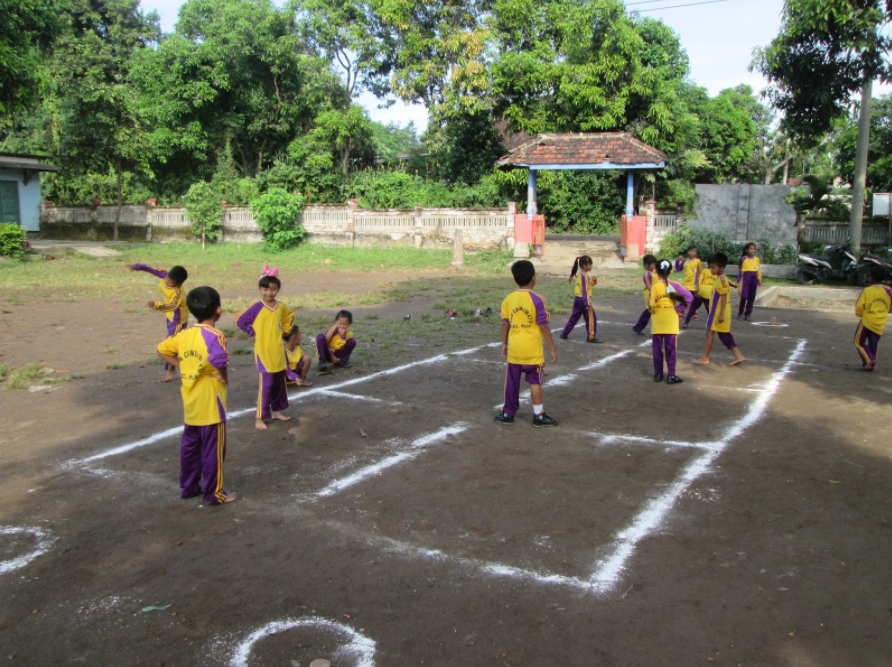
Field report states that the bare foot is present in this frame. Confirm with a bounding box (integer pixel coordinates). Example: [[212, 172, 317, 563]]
[[296, 379, 313, 386], [692, 358, 710, 365], [727, 357, 746, 366], [162, 369, 175, 382], [255, 418, 268, 430], [864, 361, 875, 372], [222, 491, 238, 503], [272, 411, 292, 422]]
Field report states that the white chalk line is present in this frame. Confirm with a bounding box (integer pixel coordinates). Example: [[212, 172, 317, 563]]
[[316, 389, 401, 405], [228, 617, 376, 667], [315, 423, 467, 498], [0, 526, 55, 576]]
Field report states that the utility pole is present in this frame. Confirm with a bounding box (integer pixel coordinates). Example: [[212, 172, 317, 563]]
[[850, 79, 873, 251]]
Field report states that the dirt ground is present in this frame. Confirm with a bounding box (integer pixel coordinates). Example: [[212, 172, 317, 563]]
[[1, 270, 891, 667]]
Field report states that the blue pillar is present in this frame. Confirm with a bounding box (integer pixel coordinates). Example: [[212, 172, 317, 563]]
[[527, 169, 538, 219], [626, 170, 635, 217]]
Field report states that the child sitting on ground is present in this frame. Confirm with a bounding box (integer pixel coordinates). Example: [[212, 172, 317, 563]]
[[854, 265, 892, 371], [316, 310, 356, 373], [693, 253, 746, 367], [283, 326, 313, 386], [128, 262, 188, 382]]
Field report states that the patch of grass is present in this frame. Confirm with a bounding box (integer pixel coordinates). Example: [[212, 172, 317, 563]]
[[231, 347, 252, 355], [4, 362, 49, 390], [102, 348, 120, 354], [121, 380, 140, 387], [106, 361, 130, 370], [0, 363, 12, 377], [145, 357, 164, 365]]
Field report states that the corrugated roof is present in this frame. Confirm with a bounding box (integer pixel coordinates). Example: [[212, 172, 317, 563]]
[[0, 153, 58, 172], [496, 132, 668, 168]]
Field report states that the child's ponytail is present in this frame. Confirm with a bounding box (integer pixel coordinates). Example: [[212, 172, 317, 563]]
[[569, 256, 580, 282]]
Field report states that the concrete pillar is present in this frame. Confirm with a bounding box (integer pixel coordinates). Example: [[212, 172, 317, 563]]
[[451, 229, 464, 265], [413, 205, 424, 248], [626, 171, 635, 217], [527, 170, 538, 219]]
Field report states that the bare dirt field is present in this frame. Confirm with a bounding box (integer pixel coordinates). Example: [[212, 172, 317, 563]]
[[1, 262, 891, 667]]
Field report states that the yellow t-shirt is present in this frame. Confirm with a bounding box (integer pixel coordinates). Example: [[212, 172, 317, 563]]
[[739, 256, 763, 282], [157, 325, 228, 426], [650, 282, 680, 335], [709, 274, 733, 333], [856, 284, 892, 335], [574, 272, 596, 304], [641, 270, 655, 308], [680, 258, 702, 291], [501, 289, 550, 365], [235, 301, 294, 373], [322, 326, 354, 353], [133, 264, 188, 326], [697, 270, 716, 300]]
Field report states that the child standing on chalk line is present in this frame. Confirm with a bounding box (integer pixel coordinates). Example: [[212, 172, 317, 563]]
[[316, 309, 356, 373], [675, 245, 702, 321], [236, 266, 295, 430], [737, 241, 762, 321], [693, 252, 746, 367], [128, 262, 188, 382], [283, 325, 313, 386], [683, 257, 715, 329], [560, 255, 603, 343], [854, 265, 892, 371], [495, 260, 559, 427], [632, 254, 658, 335], [157, 286, 236, 505], [650, 259, 692, 384]]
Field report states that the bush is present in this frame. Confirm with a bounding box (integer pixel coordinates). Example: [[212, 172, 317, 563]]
[[250, 188, 306, 252], [658, 225, 798, 265], [536, 171, 625, 235], [0, 223, 27, 259], [183, 181, 224, 244]]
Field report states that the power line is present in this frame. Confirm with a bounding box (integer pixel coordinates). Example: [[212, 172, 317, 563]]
[[630, 0, 737, 11]]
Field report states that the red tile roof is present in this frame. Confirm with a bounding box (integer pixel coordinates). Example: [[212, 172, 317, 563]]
[[496, 132, 668, 168]]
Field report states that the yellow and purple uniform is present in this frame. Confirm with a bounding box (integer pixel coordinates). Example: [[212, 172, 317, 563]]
[[633, 270, 657, 333], [156, 325, 230, 505], [698, 270, 716, 301], [650, 282, 681, 335], [501, 288, 550, 416], [737, 256, 762, 317], [854, 284, 892, 367], [285, 345, 307, 383], [133, 264, 188, 331], [708, 275, 733, 333], [236, 300, 294, 419], [316, 326, 357, 364], [649, 281, 690, 376], [675, 258, 702, 292], [561, 271, 598, 340]]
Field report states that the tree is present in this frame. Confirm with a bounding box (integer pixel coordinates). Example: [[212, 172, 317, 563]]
[[834, 94, 892, 193]]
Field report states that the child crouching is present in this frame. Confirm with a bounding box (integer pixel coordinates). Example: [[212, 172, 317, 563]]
[[316, 310, 356, 373]]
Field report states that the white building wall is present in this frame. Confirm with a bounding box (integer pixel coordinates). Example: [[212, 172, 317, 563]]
[[0, 171, 42, 232]]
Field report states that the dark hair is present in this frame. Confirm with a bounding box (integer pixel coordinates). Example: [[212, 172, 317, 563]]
[[282, 325, 300, 341], [569, 255, 593, 281], [710, 252, 729, 268], [186, 286, 221, 321], [869, 265, 887, 283], [511, 260, 536, 287], [743, 242, 756, 255], [335, 309, 353, 324], [259, 275, 281, 289], [686, 245, 698, 254], [642, 254, 657, 268], [656, 258, 673, 278], [168, 265, 188, 285]]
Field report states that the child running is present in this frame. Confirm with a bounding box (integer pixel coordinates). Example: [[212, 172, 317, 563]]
[[632, 254, 658, 335], [693, 253, 746, 366], [156, 286, 236, 505], [283, 326, 313, 386], [854, 265, 892, 371], [316, 310, 356, 373], [128, 262, 188, 382], [675, 245, 702, 321], [495, 260, 559, 427], [236, 266, 295, 430], [683, 257, 716, 329], [737, 242, 762, 320], [559, 255, 602, 343], [651, 259, 692, 384]]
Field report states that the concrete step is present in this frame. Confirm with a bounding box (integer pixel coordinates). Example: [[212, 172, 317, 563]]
[[531, 239, 635, 275]]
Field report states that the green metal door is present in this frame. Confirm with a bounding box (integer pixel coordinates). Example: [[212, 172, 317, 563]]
[[0, 181, 20, 224]]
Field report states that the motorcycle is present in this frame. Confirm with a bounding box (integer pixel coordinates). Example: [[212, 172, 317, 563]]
[[794, 244, 860, 284], [851, 251, 892, 286]]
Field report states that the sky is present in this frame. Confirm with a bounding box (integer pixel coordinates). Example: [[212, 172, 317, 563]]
[[138, 0, 798, 130]]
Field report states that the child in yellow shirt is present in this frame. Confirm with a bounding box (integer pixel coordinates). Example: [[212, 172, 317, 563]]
[[854, 266, 892, 371], [559, 254, 602, 342], [651, 259, 692, 384], [737, 242, 762, 320], [128, 263, 188, 382], [283, 325, 313, 386], [316, 310, 356, 373], [683, 258, 716, 329], [632, 255, 658, 335], [495, 260, 559, 427], [693, 253, 746, 366], [156, 286, 236, 506], [675, 245, 702, 322]]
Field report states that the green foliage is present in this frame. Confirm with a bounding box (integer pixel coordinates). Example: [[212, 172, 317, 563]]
[[786, 174, 851, 220], [834, 94, 892, 194], [371, 121, 422, 162], [183, 181, 224, 243], [0, 223, 27, 259], [536, 171, 625, 235], [250, 188, 307, 252], [658, 225, 798, 266], [0, 0, 62, 118]]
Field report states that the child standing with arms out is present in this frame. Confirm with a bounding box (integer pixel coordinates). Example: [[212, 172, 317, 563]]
[[693, 253, 746, 366], [651, 259, 692, 384], [632, 255, 658, 335], [675, 245, 702, 321], [737, 242, 762, 320], [236, 267, 294, 430], [128, 263, 189, 382], [683, 258, 716, 329], [854, 266, 892, 371], [495, 260, 559, 427], [316, 310, 356, 373], [156, 286, 236, 505], [283, 326, 313, 386], [559, 255, 602, 343]]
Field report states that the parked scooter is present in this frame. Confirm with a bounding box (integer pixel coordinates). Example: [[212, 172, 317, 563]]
[[852, 251, 892, 286], [794, 244, 860, 284]]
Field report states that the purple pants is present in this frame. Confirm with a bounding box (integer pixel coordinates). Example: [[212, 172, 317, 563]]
[[180, 422, 227, 505], [633, 309, 651, 332], [164, 320, 186, 370], [716, 332, 737, 350], [562, 297, 597, 339], [855, 323, 881, 367], [256, 359, 288, 420], [316, 334, 356, 364], [652, 334, 677, 376], [502, 363, 544, 416], [738, 273, 759, 316], [683, 295, 710, 326]]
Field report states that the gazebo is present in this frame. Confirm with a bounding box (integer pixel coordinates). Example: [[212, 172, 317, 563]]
[[496, 132, 667, 257]]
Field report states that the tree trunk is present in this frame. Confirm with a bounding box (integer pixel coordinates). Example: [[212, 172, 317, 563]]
[[849, 80, 873, 251], [114, 159, 123, 241]]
